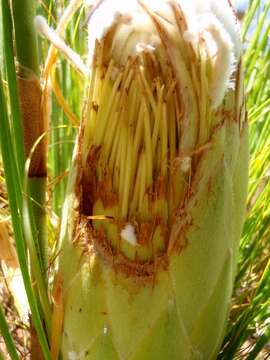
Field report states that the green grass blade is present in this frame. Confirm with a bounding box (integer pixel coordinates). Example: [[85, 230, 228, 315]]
[[241, 0, 261, 40], [0, 0, 3, 71], [0, 304, 20, 360], [1, 0, 25, 176], [246, 328, 270, 359]]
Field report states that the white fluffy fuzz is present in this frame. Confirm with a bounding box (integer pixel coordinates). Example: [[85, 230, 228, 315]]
[[200, 13, 236, 108], [86, 0, 241, 108], [181, 0, 240, 108], [68, 351, 80, 360], [121, 224, 138, 246], [179, 156, 192, 173]]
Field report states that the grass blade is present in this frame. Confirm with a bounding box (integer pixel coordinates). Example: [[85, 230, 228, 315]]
[[1, 0, 25, 176], [0, 304, 20, 360]]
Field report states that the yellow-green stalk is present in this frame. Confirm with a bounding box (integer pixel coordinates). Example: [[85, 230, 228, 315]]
[[58, 1, 248, 359]]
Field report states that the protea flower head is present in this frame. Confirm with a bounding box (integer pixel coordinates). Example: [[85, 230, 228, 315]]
[[58, 0, 248, 359]]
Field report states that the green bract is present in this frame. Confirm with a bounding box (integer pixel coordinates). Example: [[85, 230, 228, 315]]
[[58, 1, 248, 359]]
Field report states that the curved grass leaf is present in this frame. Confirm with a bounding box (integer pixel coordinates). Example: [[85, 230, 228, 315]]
[[0, 304, 20, 360]]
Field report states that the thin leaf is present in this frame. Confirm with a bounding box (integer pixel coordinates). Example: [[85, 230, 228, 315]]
[[0, 304, 20, 360]]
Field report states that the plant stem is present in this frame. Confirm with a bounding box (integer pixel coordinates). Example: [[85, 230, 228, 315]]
[[0, 69, 51, 360], [11, 0, 48, 274], [0, 305, 20, 360], [11, 0, 39, 76]]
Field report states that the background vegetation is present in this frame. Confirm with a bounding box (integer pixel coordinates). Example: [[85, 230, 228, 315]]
[[0, 0, 269, 358]]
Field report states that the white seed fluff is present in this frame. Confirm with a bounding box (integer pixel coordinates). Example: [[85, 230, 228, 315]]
[[201, 13, 236, 108], [86, 0, 240, 108], [68, 351, 80, 360], [121, 224, 138, 246], [180, 156, 192, 173], [179, 0, 240, 108]]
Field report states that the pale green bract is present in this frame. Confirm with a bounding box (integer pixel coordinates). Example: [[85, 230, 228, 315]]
[[58, 0, 248, 359]]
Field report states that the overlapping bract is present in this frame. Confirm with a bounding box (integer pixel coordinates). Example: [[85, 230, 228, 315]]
[[58, 1, 248, 359]]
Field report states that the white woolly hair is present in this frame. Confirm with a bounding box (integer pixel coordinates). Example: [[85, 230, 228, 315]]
[[200, 13, 236, 108], [86, 0, 240, 108], [179, 0, 240, 108], [179, 0, 240, 54], [121, 224, 138, 246], [36, 0, 240, 109], [179, 0, 241, 60]]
